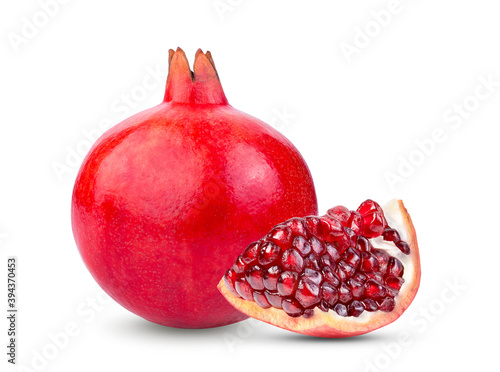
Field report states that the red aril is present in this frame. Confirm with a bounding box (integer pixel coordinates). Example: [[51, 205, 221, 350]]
[[218, 199, 421, 337], [71, 48, 317, 328]]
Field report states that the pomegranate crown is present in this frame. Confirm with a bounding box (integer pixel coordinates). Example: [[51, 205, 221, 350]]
[[164, 47, 228, 105]]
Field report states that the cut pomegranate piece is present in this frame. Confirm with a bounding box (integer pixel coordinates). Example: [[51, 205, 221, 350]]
[[218, 199, 421, 338]]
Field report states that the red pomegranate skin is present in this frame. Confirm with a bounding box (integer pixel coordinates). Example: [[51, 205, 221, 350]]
[[71, 48, 318, 328]]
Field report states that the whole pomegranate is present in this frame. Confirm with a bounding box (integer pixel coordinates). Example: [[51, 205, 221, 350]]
[[71, 48, 317, 328]]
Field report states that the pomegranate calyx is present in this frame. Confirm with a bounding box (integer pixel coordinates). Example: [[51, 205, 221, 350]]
[[164, 47, 228, 105]]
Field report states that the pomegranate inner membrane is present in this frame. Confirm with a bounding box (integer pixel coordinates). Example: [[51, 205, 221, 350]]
[[223, 200, 412, 318]]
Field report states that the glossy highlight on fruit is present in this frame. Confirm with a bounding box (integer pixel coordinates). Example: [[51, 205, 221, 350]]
[[71, 48, 317, 328], [218, 199, 420, 337]]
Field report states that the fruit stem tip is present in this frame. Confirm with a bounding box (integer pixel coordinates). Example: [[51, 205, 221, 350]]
[[164, 48, 227, 105]]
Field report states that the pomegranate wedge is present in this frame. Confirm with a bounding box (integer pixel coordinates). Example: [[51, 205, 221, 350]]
[[218, 199, 420, 338]]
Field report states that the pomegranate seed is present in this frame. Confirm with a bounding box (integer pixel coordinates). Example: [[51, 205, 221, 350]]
[[282, 298, 304, 317], [345, 228, 358, 248], [336, 232, 352, 255], [235, 277, 253, 300], [320, 254, 335, 269], [281, 248, 304, 272], [264, 290, 283, 309], [342, 247, 361, 269], [365, 271, 383, 283], [309, 236, 325, 255], [372, 249, 390, 273], [267, 225, 292, 248], [320, 282, 339, 306], [357, 199, 385, 217], [357, 199, 385, 220], [326, 243, 341, 262], [303, 268, 323, 285], [304, 254, 320, 270], [258, 241, 281, 266], [347, 211, 363, 234], [240, 242, 260, 264], [378, 297, 396, 312], [364, 279, 386, 299], [360, 251, 380, 272], [337, 260, 356, 278], [385, 288, 397, 297], [396, 241, 411, 255], [303, 309, 314, 318], [382, 228, 400, 243], [335, 265, 348, 281], [356, 236, 373, 252], [223, 268, 239, 297], [233, 256, 246, 274], [295, 278, 320, 308], [321, 217, 345, 242], [253, 291, 271, 308], [304, 216, 323, 238], [263, 265, 282, 291], [387, 257, 404, 277], [383, 226, 411, 255], [334, 303, 348, 317], [338, 282, 353, 303], [348, 277, 365, 298], [356, 200, 372, 216], [292, 235, 311, 256], [362, 298, 378, 312], [361, 213, 386, 238], [357, 200, 387, 238], [322, 266, 340, 287], [318, 300, 330, 312], [352, 272, 367, 284], [285, 218, 308, 237], [245, 265, 265, 290], [326, 205, 351, 226], [277, 271, 299, 296], [348, 300, 365, 317], [385, 276, 404, 292]]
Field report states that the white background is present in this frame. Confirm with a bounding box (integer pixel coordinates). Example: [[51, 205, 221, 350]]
[[1, 0, 499, 371]]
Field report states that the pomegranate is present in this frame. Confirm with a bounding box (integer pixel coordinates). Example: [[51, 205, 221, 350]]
[[218, 199, 421, 337], [71, 48, 317, 328]]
